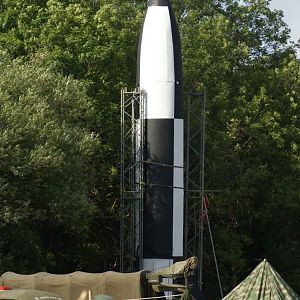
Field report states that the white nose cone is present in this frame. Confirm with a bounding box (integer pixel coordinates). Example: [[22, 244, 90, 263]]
[[139, 6, 175, 119]]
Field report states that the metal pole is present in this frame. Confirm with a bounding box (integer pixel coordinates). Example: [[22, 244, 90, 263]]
[[206, 211, 223, 299], [199, 91, 206, 289], [139, 92, 144, 270], [120, 90, 125, 272], [184, 92, 191, 259]]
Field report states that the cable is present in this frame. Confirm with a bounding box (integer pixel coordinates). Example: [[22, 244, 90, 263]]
[[204, 200, 224, 299]]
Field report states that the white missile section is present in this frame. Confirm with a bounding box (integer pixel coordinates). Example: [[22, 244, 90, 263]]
[[137, 0, 184, 271], [173, 119, 184, 257], [139, 6, 175, 119]]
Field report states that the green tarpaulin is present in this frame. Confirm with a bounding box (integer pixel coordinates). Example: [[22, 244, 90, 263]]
[[223, 259, 299, 300]]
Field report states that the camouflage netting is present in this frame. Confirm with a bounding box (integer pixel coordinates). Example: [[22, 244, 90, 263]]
[[223, 260, 299, 300]]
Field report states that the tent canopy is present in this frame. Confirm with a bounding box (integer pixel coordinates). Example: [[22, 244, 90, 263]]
[[223, 259, 299, 300]]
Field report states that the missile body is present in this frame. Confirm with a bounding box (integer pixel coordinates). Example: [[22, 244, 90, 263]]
[[138, 0, 184, 270]]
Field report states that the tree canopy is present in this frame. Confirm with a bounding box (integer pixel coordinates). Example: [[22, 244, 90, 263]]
[[0, 0, 299, 297], [0, 52, 102, 272]]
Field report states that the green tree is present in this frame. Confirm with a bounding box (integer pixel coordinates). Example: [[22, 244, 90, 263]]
[[0, 51, 101, 273], [0, 0, 144, 271]]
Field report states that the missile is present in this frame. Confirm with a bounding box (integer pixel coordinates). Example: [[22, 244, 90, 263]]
[[138, 0, 184, 270]]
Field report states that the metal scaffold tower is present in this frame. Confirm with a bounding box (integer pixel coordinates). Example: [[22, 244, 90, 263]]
[[119, 89, 207, 275], [184, 92, 223, 296], [120, 89, 145, 272], [184, 91, 206, 287]]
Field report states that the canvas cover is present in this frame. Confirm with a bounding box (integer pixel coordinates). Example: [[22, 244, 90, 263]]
[[0, 271, 148, 300], [223, 260, 299, 300], [0, 289, 62, 300], [156, 256, 198, 276]]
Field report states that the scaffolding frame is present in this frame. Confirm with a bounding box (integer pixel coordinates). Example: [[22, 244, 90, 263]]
[[120, 89, 145, 272], [184, 91, 206, 288], [120, 89, 207, 277]]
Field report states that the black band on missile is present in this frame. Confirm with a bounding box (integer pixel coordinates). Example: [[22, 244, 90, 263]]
[[143, 119, 174, 258], [148, 0, 169, 6]]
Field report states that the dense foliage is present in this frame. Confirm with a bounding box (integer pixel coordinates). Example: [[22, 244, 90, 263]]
[[0, 0, 299, 298], [0, 52, 101, 272]]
